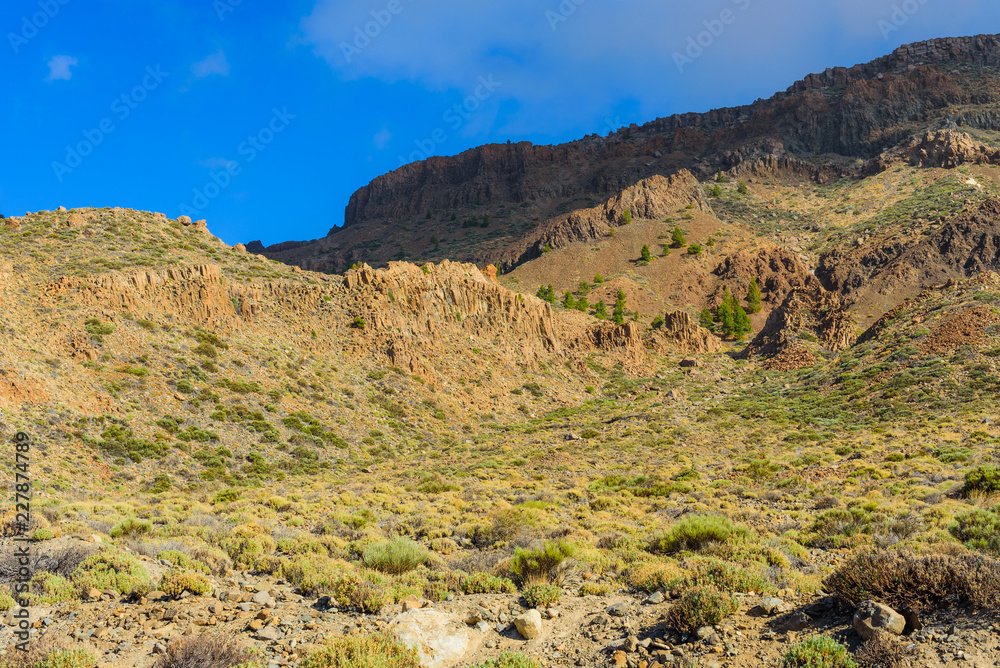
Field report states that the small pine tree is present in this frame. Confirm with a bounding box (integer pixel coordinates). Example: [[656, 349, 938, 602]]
[[577, 282, 591, 297], [747, 278, 762, 314], [733, 302, 752, 341], [562, 292, 576, 309], [593, 273, 604, 285], [699, 308, 716, 333], [710, 184, 722, 198], [621, 210, 632, 225], [716, 170, 725, 183], [717, 289, 735, 337], [536, 285, 555, 303], [738, 180, 748, 195], [594, 300, 608, 319], [575, 297, 589, 312], [651, 315, 665, 329], [671, 227, 687, 248], [426, 211, 432, 219], [640, 245, 652, 262], [613, 289, 627, 326], [663, 243, 671, 256]]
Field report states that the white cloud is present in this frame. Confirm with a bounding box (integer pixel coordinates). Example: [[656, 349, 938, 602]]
[[192, 49, 231, 78], [373, 126, 392, 150], [199, 157, 237, 170], [45, 55, 78, 82]]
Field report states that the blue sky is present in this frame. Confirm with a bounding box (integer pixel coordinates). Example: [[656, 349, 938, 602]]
[[1, 0, 997, 246]]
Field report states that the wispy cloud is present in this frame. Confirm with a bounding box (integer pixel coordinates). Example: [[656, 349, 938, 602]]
[[45, 55, 78, 82], [373, 126, 392, 150], [192, 49, 231, 78], [199, 157, 237, 170]]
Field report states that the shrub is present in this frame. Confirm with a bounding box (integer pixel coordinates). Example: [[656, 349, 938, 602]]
[[649, 515, 748, 554], [511, 540, 575, 586], [0, 591, 14, 611], [629, 562, 686, 593], [152, 634, 259, 668], [71, 549, 151, 598], [461, 573, 516, 595], [109, 517, 152, 539], [350, 317, 366, 329], [664, 586, 737, 631], [30, 573, 77, 604], [212, 489, 241, 504], [84, 317, 115, 341], [963, 466, 1000, 495], [522, 583, 561, 608], [0, 643, 97, 668], [32, 528, 55, 541], [948, 509, 1000, 556], [190, 546, 232, 576], [670, 227, 686, 248], [468, 652, 540, 668], [621, 210, 632, 225], [158, 550, 211, 574], [220, 526, 276, 569], [783, 636, 857, 667], [687, 244, 703, 255], [363, 538, 430, 575], [686, 557, 771, 594], [300, 633, 419, 668], [159, 570, 211, 598], [330, 570, 388, 612], [855, 630, 906, 668], [823, 550, 1000, 612]]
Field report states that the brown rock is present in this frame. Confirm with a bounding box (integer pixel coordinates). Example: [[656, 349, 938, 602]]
[[853, 600, 905, 641]]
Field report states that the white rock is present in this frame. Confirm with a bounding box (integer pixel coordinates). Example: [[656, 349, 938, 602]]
[[514, 609, 543, 640], [391, 609, 481, 668]]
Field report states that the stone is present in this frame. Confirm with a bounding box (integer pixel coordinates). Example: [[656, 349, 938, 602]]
[[514, 609, 542, 640], [644, 591, 665, 605], [391, 609, 482, 668], [251, 591, 272, 605], [759, 597, 784, 615], [613, 650, 627, 667], [234, 243, 247, 254], [153, 643, 167, 654], [607, 602, 628, 617], [400, 596, 424, 612], [854, 601, 906, 641], [257, 627, 280, 641], [177, 215, 192, 225], [85, 588, 102, 601], [694, 626, 714, 640], [625, 635, 639, 652], [679, 358, 699, 368], [778, 611, 812, 633]]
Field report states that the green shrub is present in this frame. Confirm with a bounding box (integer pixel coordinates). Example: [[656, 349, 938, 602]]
[[30, 573, 77, 604], [664, 586, 737, 631], [511, 540, 575, 586], [109, 517, 152, 538], [32, 528, 55, 541], [300, 632, 419, 668], [0, 591, 14, 611], [84, 317, 115, 341], [948, 509, 1000, 556], [782, 635, 858, 668], [686, 557, 771, 594], [220, 526, 276, 569], [522, 584, 561, 608], [963, 466, 1000, 495], [629, 562, 686, 593], [649, 515, 748, 554], [461, 573, 517, 595], [159, 570, 211, 598], [468, 652, 541, 668], [329, 570, 388, 613], [158, 550, 211, 574], [363, 538, 430, 575], [212, 489, 241, 504], [71, 549, 151, 598]]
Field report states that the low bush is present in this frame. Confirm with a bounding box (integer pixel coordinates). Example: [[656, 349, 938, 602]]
[[468, 652, 540, 668], [70, 549, 151, 598], [948, 509, 1000, 556], [522, 583, 561, 608], [158, 549, 211, 574], [963, 466, 1000, 495], [329, 570, 388, 613], [363, 538, 430, 575], [782, 635, 857, 668], [510, 540, 575, 586], [300, 632, 419, 668], [664, 586, 738, 631], [30, 573, 77, 604], [1, 644, 96, 668], [685, 557, 772, 594], [629, 562, 686, 593], [159, 570, 211, 598], [649, 515, 748, 554], [855, 630, 906, 668], [152, 634, 260, 668], [109, 517, 152, 539], [461, 573, 516, 595], [823, 550, 1000, 611]]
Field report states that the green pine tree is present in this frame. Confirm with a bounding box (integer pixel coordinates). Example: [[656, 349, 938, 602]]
[[671, 226, 687, 248], [718, 289, 735, 337], [613, 289, 627, 326], [699, 308, 716, 333], [747, 278, 762, 314], [716, 170, 725, 183], [621, 210, 632, 225], [593, 273, 604, 285], [738, 180, 748, 195], [577, 282, 591, 297], [733, 302, 752, 341], [594, 300, 608, 320], [709, 184, 722, 198], [575, 297, 589, 312], [562, 292, 576, 309], [640, 245, 652, 262]]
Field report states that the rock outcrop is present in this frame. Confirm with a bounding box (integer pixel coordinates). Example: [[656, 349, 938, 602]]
[[649, 312, 722, 355], [906, 130, 1000, 168]]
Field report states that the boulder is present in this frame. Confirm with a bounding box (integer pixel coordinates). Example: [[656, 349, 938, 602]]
[[391, 609, 481, 668], [853, 600, 906, 641], [514, 609, 542, 640]]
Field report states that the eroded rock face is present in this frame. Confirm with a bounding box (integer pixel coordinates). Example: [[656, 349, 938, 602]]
[[649, 312, 722, 355], [907, 130, 1000, 168]]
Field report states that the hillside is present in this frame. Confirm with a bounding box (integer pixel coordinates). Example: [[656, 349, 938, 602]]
[[2, 35, 1000, 668]]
